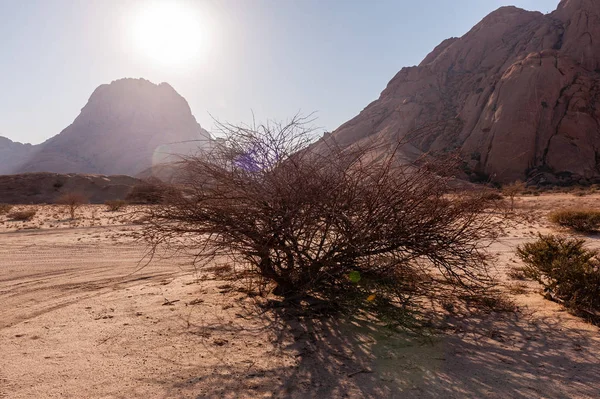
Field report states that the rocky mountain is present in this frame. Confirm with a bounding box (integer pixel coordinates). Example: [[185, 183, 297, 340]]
[[4, 78, 211, 177], [328, 0, 600, 184]]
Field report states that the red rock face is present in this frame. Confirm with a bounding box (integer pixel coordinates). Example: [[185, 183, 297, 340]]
[[329, 1, 600, 184], [15, 78, 211, 177]]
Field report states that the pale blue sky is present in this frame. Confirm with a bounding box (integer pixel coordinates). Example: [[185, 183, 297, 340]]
[[0, 0, 558, 144]]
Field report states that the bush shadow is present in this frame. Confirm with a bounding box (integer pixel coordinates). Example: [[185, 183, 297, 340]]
[[140, 299, 600, 399]]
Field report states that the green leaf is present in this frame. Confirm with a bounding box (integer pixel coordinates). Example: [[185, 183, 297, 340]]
[[348, 271, 361, 283]]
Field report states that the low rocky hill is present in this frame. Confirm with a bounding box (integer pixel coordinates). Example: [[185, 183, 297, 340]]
[[0, 173, 142, 204]]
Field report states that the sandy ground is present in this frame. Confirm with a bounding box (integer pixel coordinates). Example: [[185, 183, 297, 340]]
[[1, 198, 600, 398]]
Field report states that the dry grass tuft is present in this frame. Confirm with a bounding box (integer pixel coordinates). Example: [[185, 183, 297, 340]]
[[105, 200, 127, 212], [8, 209, 37, 221], [0, 204, 13, 215], [549, 209, 600, 233]]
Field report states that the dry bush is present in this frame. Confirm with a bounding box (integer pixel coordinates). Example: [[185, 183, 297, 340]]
[[517, 234, 600, 314], [105, 199, 127, 212], [481, 191, 504, 201], [126, 181, 168, 204], [143, 116, 505, 311], [521, 188, 541, 196], [56, 192, 88, 219], [502, 180, 526, 210], [8, 209, 37, 221], [549, 209, 600, 233], [0, 204, 13, 215], [573, 190, 591, 197]]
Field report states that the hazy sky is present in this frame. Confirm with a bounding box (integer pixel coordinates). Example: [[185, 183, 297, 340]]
[[0, 0, 558, 144]]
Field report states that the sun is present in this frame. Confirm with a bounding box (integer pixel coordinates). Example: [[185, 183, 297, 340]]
[[132, 1, 206, 67]]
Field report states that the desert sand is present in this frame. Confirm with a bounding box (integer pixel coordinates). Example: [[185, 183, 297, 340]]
[[1, 196, 599, 398]]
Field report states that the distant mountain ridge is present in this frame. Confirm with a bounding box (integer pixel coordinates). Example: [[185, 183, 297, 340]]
[[1, 78, 211, 177], [327, 0, 600, 184], [0, 137, 39, 174]]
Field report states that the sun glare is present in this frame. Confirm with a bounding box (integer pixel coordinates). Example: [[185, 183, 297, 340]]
[[132, 2, 207, 67]]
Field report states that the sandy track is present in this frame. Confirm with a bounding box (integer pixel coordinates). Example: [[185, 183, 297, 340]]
[[0, 228, 181, 330]]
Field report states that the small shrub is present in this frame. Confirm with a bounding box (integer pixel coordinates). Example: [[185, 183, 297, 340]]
[[481, 191, 504, 201], [517, 234, 600, 312], [502, 180, 526, 210], [105, 199, 127, 212], [0, 204, 13, 215], [8, 209, 37, 221], [573, 189, 592, 197], [56, 193, 88, 219], [549, 209, 600, 233], [126, 182, 166, 204]]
